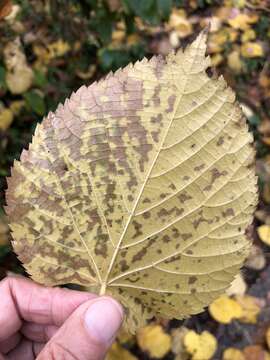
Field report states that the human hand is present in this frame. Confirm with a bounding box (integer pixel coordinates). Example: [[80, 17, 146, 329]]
[[0, 276, 123, 360]]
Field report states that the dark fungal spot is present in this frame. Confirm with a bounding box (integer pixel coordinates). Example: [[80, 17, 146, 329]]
[[119, 259, 129, 272], [162, 235, 170, 243], [194, 164, 205, 172], [188, 276, 198, 284], [165, 94, 176, 113], [217, 136, 224, 146], [142, 211, 151, 219], [186, 250, 193, 255]]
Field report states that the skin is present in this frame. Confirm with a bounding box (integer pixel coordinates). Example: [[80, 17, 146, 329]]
[[0, 276, 123, 360]]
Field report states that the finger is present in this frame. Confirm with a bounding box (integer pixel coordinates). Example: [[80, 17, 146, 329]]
[[6, 339, 34, 360], [33, 343, 45, 357], [37, 297, 123, 360], [0, 333, 21, 354], [21, 323, 58, 342], [0, 276, 96, 341]]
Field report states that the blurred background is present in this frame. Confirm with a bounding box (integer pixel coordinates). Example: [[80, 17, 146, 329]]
[[0, 0, 270, 359]]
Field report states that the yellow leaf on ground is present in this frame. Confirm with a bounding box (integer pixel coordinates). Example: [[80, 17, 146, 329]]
[[228, 50, 243, 73], [241, 29, 256, 43], [10, 100, 25, 116], [223, 348, 245, 360], [243, 345, 270, 360], [241, 42, 264, 58], [184, 330, 217, 360], [209, 295, 243, 324], [236, 295, 261, 324], [48, 39, 71, 58], [266, 327, 270, 350], [211, 53, 223, 67], [167, 8, 192, 38], [137, 325, 171, 358], [106, 343, 138, 360], [258, 225, 270, 245], [0, 106, 13, 131], [4, 38, 34, 94], [228, 13, 258, 30]]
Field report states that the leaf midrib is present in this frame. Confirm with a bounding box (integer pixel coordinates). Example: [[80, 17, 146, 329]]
[[102, 37, 205, 294]]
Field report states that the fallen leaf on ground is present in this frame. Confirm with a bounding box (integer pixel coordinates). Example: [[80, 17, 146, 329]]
[[223, 347, 245, 360], [243, 345, 270, 360], [266, 327, 270, 350], [209, 295, 243, 324], [241, 42, 264, 58], [245, 245, 266, 270], [106, 343, 138, 360], [0, 104, 13, 131], [236, 295, 261, 324], [228, 50, 243, 73], [184, 330, 217, 360], [228, 12, 258, 30], [4, 38, 33, 94], [137, 325, 171, 358], [258, 225, 270, 246]]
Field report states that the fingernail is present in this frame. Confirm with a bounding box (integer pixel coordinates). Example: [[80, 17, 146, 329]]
[[84, 297, 123, 343]]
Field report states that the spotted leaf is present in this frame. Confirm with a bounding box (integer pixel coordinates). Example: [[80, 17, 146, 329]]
[[6, 31, 257, 333]]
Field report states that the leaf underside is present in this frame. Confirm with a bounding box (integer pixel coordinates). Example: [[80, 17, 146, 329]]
[[6, 31, 257, 332]]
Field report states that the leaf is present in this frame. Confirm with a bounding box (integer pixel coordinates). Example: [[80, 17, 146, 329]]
[[223, 348, 245, 360], [137, 324, 171, 358], [4, 38, 34, 94], [0, 0, 12, 20], [209, 295, 243, 324], [106, 342, 138, 360], [0, 105, 13, 131], [183, 330, 217, 360], [226, 273, 246, 296], [258, 225, 270, 245], [235, 294, 261, 324], [241, 42, 264, 58], [6, 31, 257, 332]]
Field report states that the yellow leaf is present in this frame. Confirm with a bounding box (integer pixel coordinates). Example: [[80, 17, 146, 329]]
[[241, 42, 264, 58], [228, 50, 243, 73], [223, 348, 245, 360], [127, 34, 140, 46], [0, 106, 13, 131], [48, 39, 71, 58], [266, 327, 270, 350], [137, 325, 171, 358], [10, 100, 25, 116], [112, 30, 125, 44], [236, 295, 261, 324], [4, 38, 33, 94], [167, 8, 192, 38], [228, 13, 258, 30], [6, 32, 257, 333], [211, 53, 223, 67], [106, 343, 138, 360], [209, 295, 243, 324], [184, 330, 217, 360], [258, 225, 270, 245], [241, 29, 256, 43]]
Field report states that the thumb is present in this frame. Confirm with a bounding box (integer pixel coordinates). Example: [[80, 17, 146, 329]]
[[37, 297, 123, 360]]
